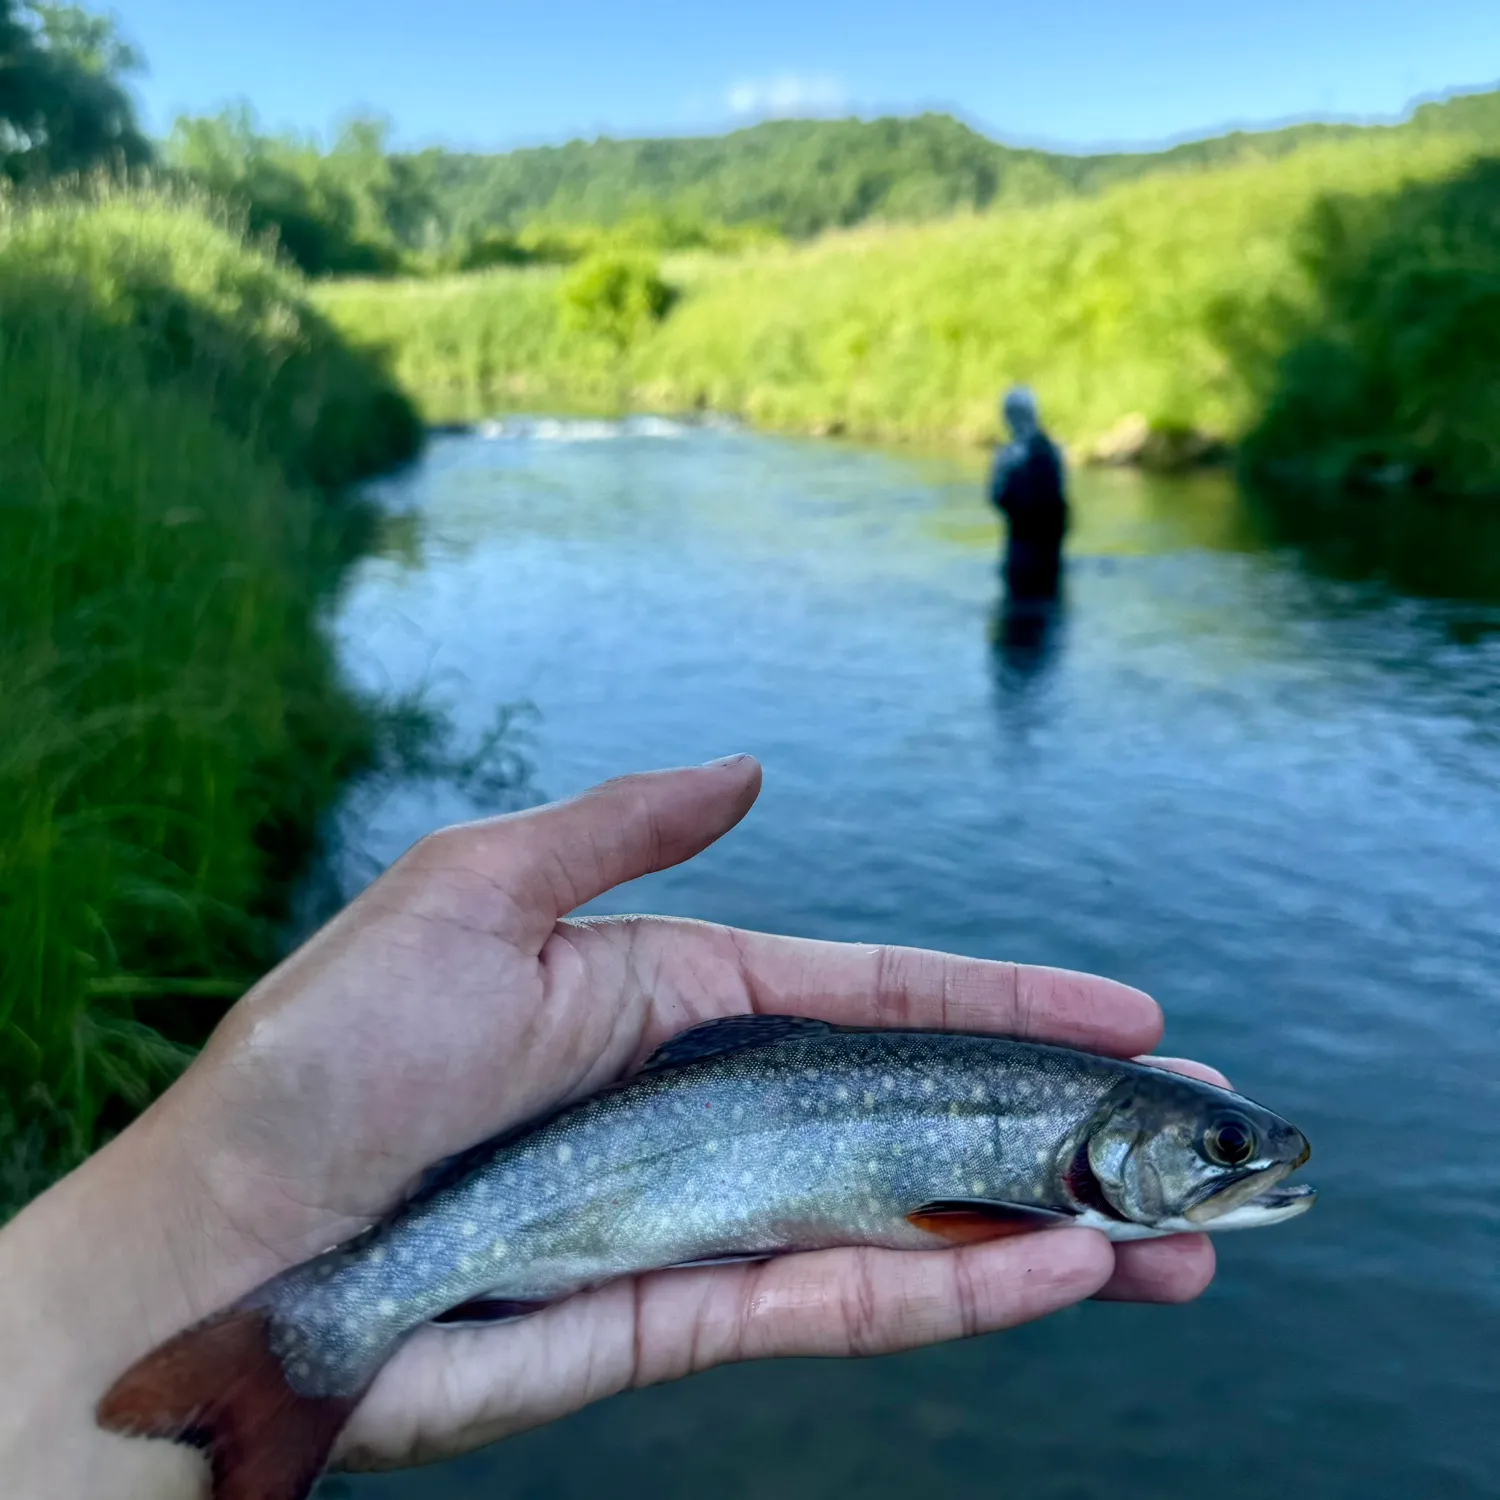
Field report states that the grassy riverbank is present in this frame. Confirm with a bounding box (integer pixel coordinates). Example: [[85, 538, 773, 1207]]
[[316, 133, 1486, 465], [0, 186, 421, 1212]]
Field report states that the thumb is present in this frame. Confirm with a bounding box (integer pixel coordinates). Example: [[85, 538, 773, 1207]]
[[427, 757, 762, 948]]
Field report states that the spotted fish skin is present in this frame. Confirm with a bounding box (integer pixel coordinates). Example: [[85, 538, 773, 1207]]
[[97, 1019, 1314, 1500], [239, 1024, 1311, 1398]]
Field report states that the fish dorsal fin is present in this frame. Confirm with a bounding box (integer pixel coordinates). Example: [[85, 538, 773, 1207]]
[[641, 1014, 835, 1073]]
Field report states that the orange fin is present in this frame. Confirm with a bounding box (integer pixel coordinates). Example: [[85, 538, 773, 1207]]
[[907, 1199, 1074, 1245], [97, 1309, 358, 1500]]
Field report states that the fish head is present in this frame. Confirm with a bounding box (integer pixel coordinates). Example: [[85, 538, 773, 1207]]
[[1084, 1069, 1313, 1231]]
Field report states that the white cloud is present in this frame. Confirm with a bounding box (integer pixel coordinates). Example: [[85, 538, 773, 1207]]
[[726, 73, 848, 120]]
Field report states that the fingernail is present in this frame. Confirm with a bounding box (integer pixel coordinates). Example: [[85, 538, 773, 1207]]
[[702, 753, 754, 768]]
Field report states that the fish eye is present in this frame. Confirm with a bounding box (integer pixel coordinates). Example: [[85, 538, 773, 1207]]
[[1203, 1116, 1257, 1167]]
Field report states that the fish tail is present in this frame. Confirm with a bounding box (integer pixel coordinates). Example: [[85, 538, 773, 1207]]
[[96, 1307, 360, 1500]]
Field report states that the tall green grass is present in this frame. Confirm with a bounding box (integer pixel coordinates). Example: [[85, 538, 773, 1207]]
[[317, 133, 1482, 452], [1237, 155, 1500, 493], [0, 186, 421, 1211]]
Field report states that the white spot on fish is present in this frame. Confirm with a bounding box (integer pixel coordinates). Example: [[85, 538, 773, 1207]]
[[461, 1221, 478, 1237], [377, 1298, 397, 1316], [922, 1077, 935, 1095], [741, 1171, 755, 1186], [557, 1143, 574, 1165], [803, 1069, 821, 1080], [293, 1360, 311, 1379], [367, 1247, 386, 1265], [705, 1141, 718, 1153], [863, 1091, 876, 1109], [395, 1247, 413, 1265], [867, 1160, 880, 1174], [882, 1075, 895, 1090], [317, 1264, 335, 1279], [472, 1182, 490, 1200], [925, 1130, 939, 1146], [343, 1317, 361, 1333], [891, 1144, 903, 1157], [459, 1255, 474, 1272], [1035, 1148, 1050, 1165], [971, 1181, 987, 1195], [732, 1104, 745, 1121], [836, 1086, 850, 1102], [949, 1103, 961, 1117], [971, 1085, 986, 1103], [492, 1240, 508, 1258]]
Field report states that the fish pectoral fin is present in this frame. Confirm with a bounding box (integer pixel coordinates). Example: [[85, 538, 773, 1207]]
[[907, 1199, 1076, 1245], [640, 1014, 835, 1073], [429, 1297, 554, 1327]]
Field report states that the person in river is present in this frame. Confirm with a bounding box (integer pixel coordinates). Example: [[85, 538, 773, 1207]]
[[988, 386, 1069, 601], [0, 761, 1219, 1498]]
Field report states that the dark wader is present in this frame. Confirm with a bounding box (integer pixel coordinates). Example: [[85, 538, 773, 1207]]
[[989, 434, 1069, 600]]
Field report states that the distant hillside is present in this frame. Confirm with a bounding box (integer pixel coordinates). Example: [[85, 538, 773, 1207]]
[[400, 87, 1500, 240]]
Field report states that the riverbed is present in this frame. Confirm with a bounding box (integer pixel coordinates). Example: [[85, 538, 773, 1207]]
[[330, 417, 1499, 1500]]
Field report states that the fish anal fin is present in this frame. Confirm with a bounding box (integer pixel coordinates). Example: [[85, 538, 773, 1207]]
[[641, 1015, 835, 1073], [907, 1199, 1074, 1245], [97, 1308, 357, 1500], [429, 1297, 553, 1327]]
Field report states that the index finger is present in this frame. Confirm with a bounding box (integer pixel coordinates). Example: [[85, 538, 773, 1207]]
[[724, 929, 1164, 1058]]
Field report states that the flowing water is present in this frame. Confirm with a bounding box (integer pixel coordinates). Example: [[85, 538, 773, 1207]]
[[330, 418, 1500, 1500]]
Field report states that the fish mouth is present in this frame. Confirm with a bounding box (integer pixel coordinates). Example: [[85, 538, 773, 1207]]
[[1184, 1159, 1313, 1225], [1190, 1180, 1317, 1232]]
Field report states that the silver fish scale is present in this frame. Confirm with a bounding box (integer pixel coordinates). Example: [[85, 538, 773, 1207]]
[[260, 1033, 1126, 1396]]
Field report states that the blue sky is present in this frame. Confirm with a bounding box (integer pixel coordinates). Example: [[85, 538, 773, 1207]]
[[116, 0, 1500, 152]]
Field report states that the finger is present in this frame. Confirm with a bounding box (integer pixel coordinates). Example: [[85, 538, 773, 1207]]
[[337, 1228, 1118, 1467], [412, 758, 762, 948], [1137, 1055, 1232, 1089], [637, 1229, 1116, 1373], [722, 929, 1164, 1057], [1093, 1234, 1216, 1303]]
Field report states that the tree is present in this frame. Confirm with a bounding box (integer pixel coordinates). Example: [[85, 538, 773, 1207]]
[[165, 108, 440, 276], [558, 251, 674, 356], [0, 1, 150, 183]]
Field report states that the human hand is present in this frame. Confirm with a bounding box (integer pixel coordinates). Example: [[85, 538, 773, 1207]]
[[0, 758, 1219, 1493]]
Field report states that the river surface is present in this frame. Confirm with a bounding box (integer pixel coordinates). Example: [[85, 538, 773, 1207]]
[[328, 418, 1499, 1500]]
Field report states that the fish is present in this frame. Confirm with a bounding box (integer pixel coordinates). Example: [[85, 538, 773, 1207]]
[[98, 1016, 1315, 1500]]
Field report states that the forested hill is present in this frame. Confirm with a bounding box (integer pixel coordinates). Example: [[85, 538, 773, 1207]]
[[401, 87, 1500, 240]]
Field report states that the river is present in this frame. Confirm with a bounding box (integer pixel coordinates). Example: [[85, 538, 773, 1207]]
[[326, 417, 1499, 1500]]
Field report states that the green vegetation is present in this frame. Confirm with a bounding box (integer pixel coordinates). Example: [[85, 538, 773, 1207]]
[[0, 185, 422, 1212], [394, 91, 1500, 243], [163, 108, 438, 276], [0, 0, 150, 182], [317, 133, 1489, 467], [558, 252, 674, 356], [1237, 155, 1500, 494], [163, 86, 1500, 282]]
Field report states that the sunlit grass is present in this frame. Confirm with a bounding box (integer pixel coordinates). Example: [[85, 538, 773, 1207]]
[[316, 134, 1479, 448], [0, 184, 421, 1212]]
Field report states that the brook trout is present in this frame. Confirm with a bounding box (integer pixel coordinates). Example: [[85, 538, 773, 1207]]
[[99, 1017, 1315, 1499]]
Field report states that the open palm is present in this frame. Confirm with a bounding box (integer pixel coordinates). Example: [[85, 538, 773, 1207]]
[[145, 758, 1218, 1474]]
